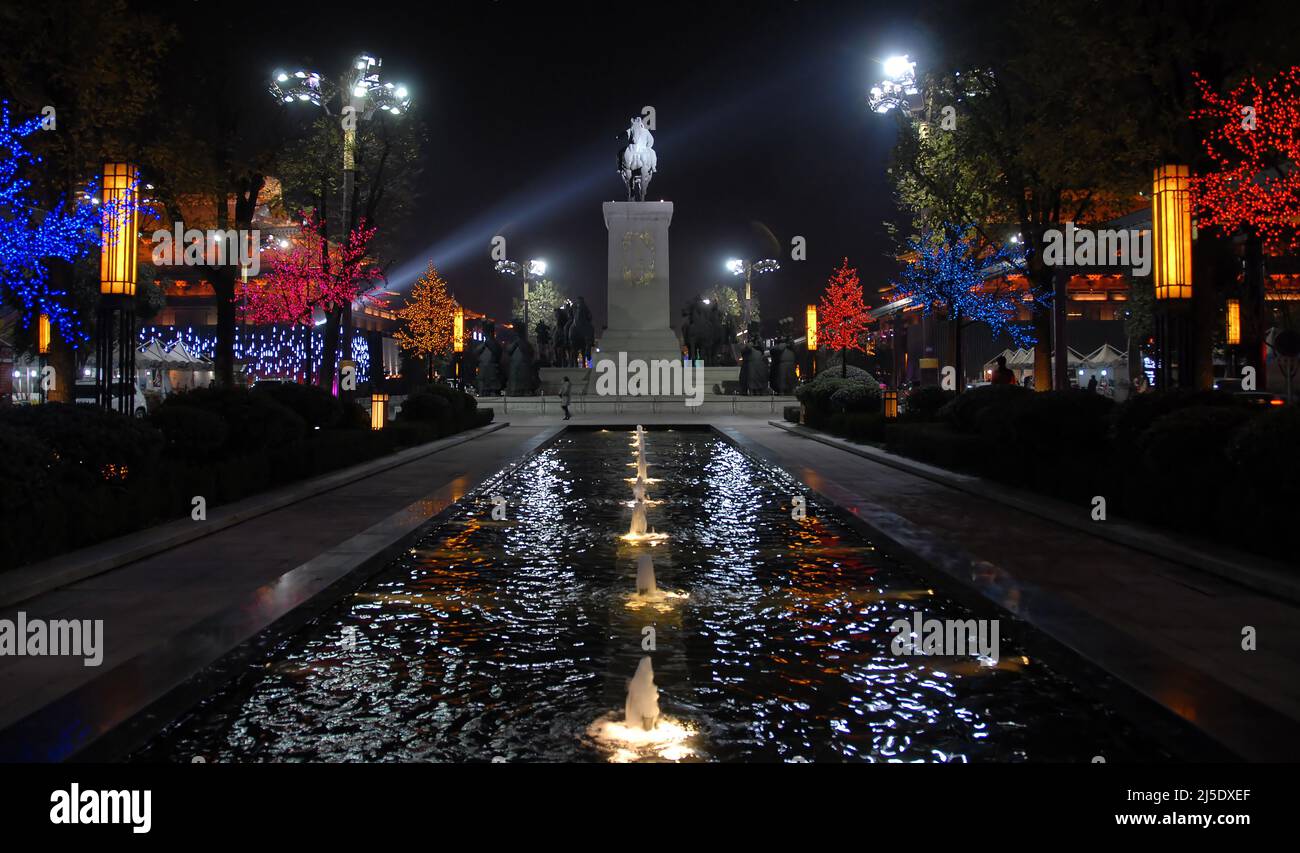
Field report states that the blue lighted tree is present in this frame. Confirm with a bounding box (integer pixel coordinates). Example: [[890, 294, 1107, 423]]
[[892, 224, 1045, 387], [0, 103, 104, 345]]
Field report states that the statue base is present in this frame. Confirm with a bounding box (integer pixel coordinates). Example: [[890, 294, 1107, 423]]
[[596, 201, 681, 368]]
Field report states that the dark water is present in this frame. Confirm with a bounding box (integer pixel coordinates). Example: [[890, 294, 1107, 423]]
[[136, 428, 1176, 763]]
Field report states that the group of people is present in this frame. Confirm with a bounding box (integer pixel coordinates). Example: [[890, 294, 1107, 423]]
[[989, 355, 1146, 395]]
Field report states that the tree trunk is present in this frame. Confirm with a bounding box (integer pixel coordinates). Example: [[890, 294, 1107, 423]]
[[1242, 227, 1268, 391], [1051, 266, 1069, 391], [211, 268, 237, 387], [1033, 312, 1052, 391], [948, 309, 963, 392], [45, 264, 75, 402], [320, 308, 341, 394]]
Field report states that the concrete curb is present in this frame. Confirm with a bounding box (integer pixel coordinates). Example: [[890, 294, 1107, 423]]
[[769, 420, 1300, 605], [0, 421, 509, 609]]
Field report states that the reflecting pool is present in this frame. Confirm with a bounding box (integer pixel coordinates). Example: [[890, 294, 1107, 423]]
[[136, 428, 1179, 762]]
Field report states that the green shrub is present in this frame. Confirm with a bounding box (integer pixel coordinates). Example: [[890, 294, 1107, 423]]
[[884, 422, 987, 472], [1226, 406, 1300, 555], [340, 401, 370, 430], [796, 368, 880, 425], [398, 389, 452, 423], [252, 381, 344, 429], [829, 383, 882, 414], [828, 411, 886, 442], [0, 403, 161, 487], [155, 387, 305, 454], [150, 404, 228, 461], [937, 384, 1032, 433], [1131, 405, 1259, 531], [902, 386, 955, 421], [1111, 389, 1246, 445], [783, 405, 801, 423]]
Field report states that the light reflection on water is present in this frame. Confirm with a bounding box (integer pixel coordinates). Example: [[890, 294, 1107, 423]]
[[137, 429, 1173, 763]]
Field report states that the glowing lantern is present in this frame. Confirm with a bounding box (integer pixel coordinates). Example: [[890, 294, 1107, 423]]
[[453, 305, 464, 353], [37, 314, 50, 354], [99, 163, 140, 296], [1226, 298, 1241, 345], [805, 304, 818, 350], [370, 392, 389, 430], [1152, 165, 1192, 299], [883, 388, 898, 420]]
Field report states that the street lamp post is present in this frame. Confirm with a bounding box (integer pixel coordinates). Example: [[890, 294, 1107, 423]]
[[495, 257, 547, 340], [727, 257, 779, 345], [269, 55, 411, 396]]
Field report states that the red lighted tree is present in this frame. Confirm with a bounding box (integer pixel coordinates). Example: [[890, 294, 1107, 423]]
[[818, 258, 870, 377], [1190, 66, 1300, 389], [1191, 66, 1300, 248], [237, 212, 383, 389]]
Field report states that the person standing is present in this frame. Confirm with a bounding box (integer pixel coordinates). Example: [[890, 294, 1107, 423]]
[[990, 355, 1016, 385], [560, 375, 572, 421]]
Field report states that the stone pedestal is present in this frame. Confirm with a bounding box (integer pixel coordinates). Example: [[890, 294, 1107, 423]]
[[595, 201, 682, 367]]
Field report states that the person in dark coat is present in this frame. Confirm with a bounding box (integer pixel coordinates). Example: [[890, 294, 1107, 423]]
[[990, 355, 1016, 385]]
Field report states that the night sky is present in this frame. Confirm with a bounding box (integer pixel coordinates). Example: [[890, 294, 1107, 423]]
[[211, 0, 923, 331]]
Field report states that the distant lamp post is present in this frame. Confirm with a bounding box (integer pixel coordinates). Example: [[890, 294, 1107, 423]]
[[97, 162, 140, 414], [1226, 298, 1241, 345], [1152, 164, 1194, 388], [37, 314, 50, 354], [883, 388, 899, 420], [727, 257, 779, 343], [370, 392, 389, 430], [495, 257, 547, 336], [805, 303, 818, 378], [452, 304, 465, 381], [270, 54, 411, 395], [868, 54, 919, 114]]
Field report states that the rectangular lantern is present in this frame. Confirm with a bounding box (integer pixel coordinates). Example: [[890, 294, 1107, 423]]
[[37, 314, 50, 354], [453, 305, 464, 353], [1226, 298, 1241, 345], [1152, 164, 1192, 300], [99, 163, 140, 296], [370, 392, 389, 430], [806, 304, 818, 350], [883, 388, 898, 420]]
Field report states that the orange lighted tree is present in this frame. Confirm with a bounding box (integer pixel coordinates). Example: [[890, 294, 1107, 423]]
[[394, 262, 457, 377]]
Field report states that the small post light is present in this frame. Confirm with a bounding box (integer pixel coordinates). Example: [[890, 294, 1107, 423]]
[[883, 388, 899, 420], [371, 392, 389, 430]]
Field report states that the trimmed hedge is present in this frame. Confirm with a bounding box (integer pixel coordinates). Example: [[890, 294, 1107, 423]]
[[859, 387, 1292, 563], [1, 384, 491, 571], [796, 367, 881, 428], [398, 383, 493, 437], [902, 386, 956, 422]]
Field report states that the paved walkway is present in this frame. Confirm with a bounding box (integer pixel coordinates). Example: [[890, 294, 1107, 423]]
[[2, 411, 1295, 761]]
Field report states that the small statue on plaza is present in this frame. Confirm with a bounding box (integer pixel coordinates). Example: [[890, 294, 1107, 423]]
[[475, 320, 503, 396]]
